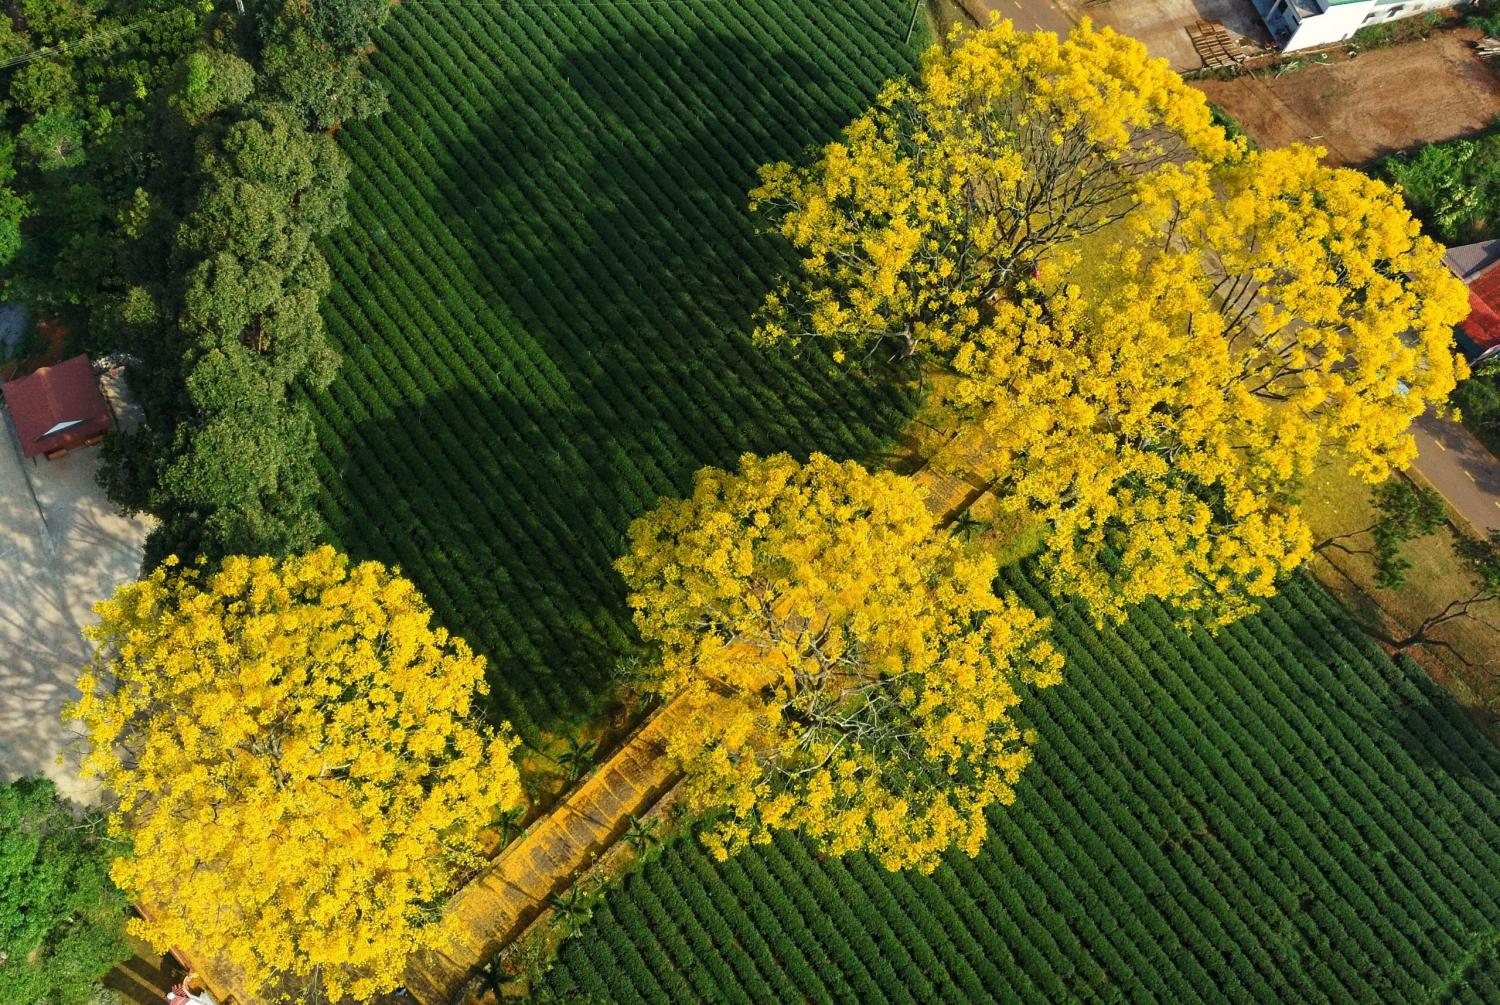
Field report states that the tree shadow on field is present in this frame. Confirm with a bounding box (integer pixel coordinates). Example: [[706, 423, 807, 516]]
[[329, 10, 918, 737], [437, 17, 918, 463], [1385, 662, 1500, 790], [329, 390, 636, 741], [1273, 596, 1500, 791]]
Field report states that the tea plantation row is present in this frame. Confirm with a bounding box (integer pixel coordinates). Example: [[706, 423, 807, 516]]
[[542, 568, 1500, 1003], [310, 0, 923, 734]]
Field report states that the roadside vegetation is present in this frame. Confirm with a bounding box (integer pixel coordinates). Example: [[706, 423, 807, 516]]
[[1374, 125, 1500, 245], [0, 777, 129, 1005], [1346, 9, 1452, 51]]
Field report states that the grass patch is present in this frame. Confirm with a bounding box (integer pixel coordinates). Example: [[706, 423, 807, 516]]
[[1347, 10, 1451, 51], [1301, 456, 1500, 715]]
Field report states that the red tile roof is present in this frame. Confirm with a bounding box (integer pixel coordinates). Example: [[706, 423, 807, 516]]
[[1461, 262, 1500, 360], [1, 355, 112, 459]]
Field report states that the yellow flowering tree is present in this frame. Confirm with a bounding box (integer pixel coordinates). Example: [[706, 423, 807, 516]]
[[617, 453, 1062, 872], [938, 147, 1469, 623], [750, 18, 1237, 361], [68, 547, 524, 1003], [751, 20, 1469, 624]]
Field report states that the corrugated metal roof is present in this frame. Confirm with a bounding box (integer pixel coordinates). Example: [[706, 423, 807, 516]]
[[1444, 240, 1500, 284]]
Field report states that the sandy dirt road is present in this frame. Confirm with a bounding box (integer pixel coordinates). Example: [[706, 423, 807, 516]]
[[1193, 29, 1500, 167]]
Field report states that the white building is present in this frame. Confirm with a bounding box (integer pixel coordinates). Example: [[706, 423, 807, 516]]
[[1254, 0, 1462, 51]]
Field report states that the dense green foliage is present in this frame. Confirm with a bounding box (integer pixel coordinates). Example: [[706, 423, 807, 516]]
[[1467, 0, 1500, 38], [89, 0, 392, 566], [0, 778, 129, 1005], [540, 566, 1500, 1003], [1455, 361, 1500, 457], [1373, 128, 1500, 244], [309, 0, 921, 734], [109, 103, 351, 566], [0, 0, 203, 309]]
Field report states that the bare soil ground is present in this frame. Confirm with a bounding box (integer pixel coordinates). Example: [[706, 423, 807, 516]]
[[1193, 29, 1500, 166]]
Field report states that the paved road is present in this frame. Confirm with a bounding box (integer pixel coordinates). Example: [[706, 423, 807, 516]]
[[1411, 411, 1500, 534]]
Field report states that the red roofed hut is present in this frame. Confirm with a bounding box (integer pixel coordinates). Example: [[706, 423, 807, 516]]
[[1, 355, 112, 460], [1446, 240, 1500, 364], [1461, 265, 1500, 364]]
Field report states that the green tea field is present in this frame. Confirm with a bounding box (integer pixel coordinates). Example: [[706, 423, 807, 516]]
[[308, 0, 922, 734], [543, 567, 1500, 1004]]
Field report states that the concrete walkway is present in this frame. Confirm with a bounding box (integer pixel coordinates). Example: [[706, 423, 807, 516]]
[[0, 372, 150, 806], [1411, 411, 1500, 534]]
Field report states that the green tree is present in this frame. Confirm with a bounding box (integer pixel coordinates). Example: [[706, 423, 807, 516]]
[[258, 25, 388, 130], [8, 60, 77, 118], [0, 137, 26, 268], [0, 187, 25, 268], [146, 348, 324, 565], [0, 777, 130, 1005], [1369, 482, 1448, 588], [169, 50, 255, 126], [17, 109, 86, 172], [108, 104, 346, 564], [1398, 530, 1500, 652], [307, 0, 390, 49]]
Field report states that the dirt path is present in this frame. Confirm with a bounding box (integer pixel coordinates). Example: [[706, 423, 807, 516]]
[[1193, 30, 1500, 166]]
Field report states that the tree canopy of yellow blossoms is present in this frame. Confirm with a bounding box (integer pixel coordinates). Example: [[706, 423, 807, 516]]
[[617, 453, 1063, 872], [751, 19, 1469, 624], [750, 17, 1236, 361], [68, 547, 523, 1003]]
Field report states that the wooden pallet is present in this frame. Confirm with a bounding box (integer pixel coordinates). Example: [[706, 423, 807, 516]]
[[1187, 20, 1246, 68]]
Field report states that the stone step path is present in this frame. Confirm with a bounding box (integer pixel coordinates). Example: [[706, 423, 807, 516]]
[[400, 696, 696, 1004], [404, 452, 990, 1005]]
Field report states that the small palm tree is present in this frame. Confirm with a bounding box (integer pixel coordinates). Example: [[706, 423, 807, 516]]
[[950, 511, 991, 540], [555, 736, 597, 783], [623, 813, 656, 854], [549, 885, 593, 927], [494, 806, 524, 845]]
